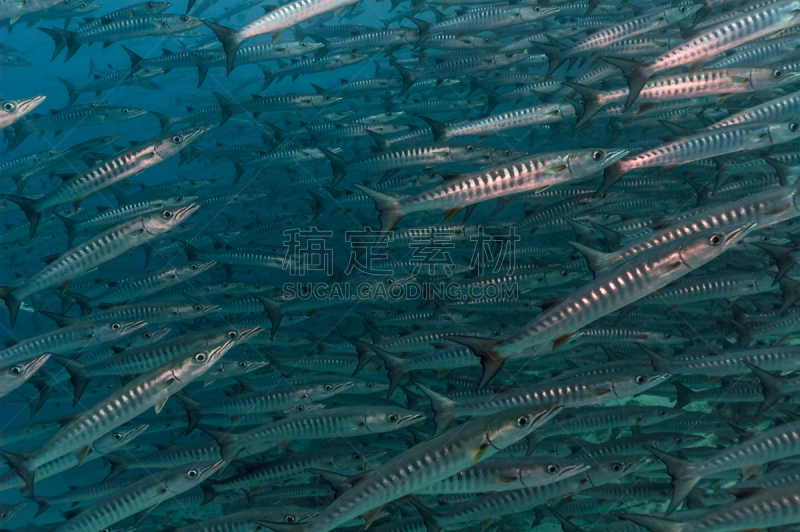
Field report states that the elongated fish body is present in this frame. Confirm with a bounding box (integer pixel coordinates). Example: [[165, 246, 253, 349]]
[[601, 121, 800, 192], [613, 0, 800, 109], [355, 148, 628, 237], [573, 184, 800, 276], [277, 406, 559, 532], [0, 204, 199, 326], [1, 338, 241, 494], [453, 222, 754, 388], [0, 319, 146, 367], [53, 460, 225, 532]]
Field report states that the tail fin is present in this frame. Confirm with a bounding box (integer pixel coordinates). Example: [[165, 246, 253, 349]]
[[199, 479, 220, 505], [53, 211, 79, 248], [645, 445, 697, 515], [320, 148, 349, 187], [39, 27, 81, 61], [446, 336, 503, 390], [121, 45, 143, 71], [149, 111, 174, 134], [342, 336, 377, 377], [1, 194, 41, 237], [763, 156, 798, 186], [533, 39, 565, 80], [563, 82, 603, 132], [57, 77, 80, 106], [567, 241, 613, 277], [197, 426, 243, 462], [371, 346, 407, 400], [49, 354, 91, 405], [351, 185, 407, 241], [252, 294, 284, 339], [743, 361, 786, 412], [63, 290, 91, 316], [415, 383, 456, 435], [602, 56, 649, 112], [390, 60, 418, 96], [419, 116, 449, 143], [256, 64, 276, 90], [201, 20, 242, 75], [595, 162, 627, 196], [0, 286, 23, 328], [33, 496, 53, 517], [0, 449, 35, 495], [212, 91, 238, 127]]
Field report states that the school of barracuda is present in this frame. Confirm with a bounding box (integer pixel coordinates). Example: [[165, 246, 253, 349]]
[[7, 0, 800, 531]]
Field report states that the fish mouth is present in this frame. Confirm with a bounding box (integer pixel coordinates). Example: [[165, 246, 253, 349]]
[[16, 95, 46, 114], [125, 108, 149, 120], [193, 260, 218, 272], [182, 124, 215, 144], [401, 412, 426, 425], [197, 459, 227, 479], [121, 320, 148, 334], [334, 381, 355, 393], [124, 424, 150, 440], [236, 325, 265, 342], [724, 221, 758, 245], [601, 148, 630, 167], [171, 203, 201, 224]]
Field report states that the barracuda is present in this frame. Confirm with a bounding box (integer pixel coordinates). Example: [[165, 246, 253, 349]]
[[0, 336, 246, 495], [451, 222, 754, 388], [0, 204, 200, 326], [355, 148, 628, 239], [2, 127, 210, 236], [608, 0, 800, 110]]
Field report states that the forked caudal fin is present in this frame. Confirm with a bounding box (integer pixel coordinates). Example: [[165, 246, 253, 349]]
[[351, 185, 407, 243], [0, 286, 23, 328], [603, 56, 650, 112], [445, 335, 503, 390], [201, 19, 243, 76]]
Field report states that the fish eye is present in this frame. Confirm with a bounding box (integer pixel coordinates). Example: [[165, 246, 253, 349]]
[[325, 384, 333, 391], [180, 14, 188, 21], [10, 366, 21, 375], [228, 331, 238, 339], [593, 150, 605, 161], [3, 102, 15, 112], [611, 463, 622, 472], [113, 432, 122, 439], [388, 413, 399, 422], [504, 149, 511, 156], [484, 37, 491, 42], [122, 108, 130, 114], [517, 415, 530, 427], [297, 405, 305, 411], [533, 5, 540, 10], [386, 112, 392, 116], [774, 69, 784, 78], [147, 1, 154, 6], [285, 516, 296, 523], [635, 375, 647, 385], [172, 135, 183, 143], [791, 123, 799, 132], [190, 264, 198, 270], [324, 95, 331, 100], [238, 361, 247, 367], [300, 41, 307, 46], [353, 452, 362, 459], [709, 234, 722, 245], [163, 210, 173, 218], [193, 305, 203, 311], [195, 353, 207, 362], [492, 330, 501, 336], [679, 6, 686, 11], [144, 332, 152, 339], [561, 270, 568, 277], [190, 180, 198, 185], [466, 145, 474, 152], [351, 52, 358, 58], [675, 437, 684, 444], [367, 383, 374, 388], [506, 53, 513, 58], [187, 469, 198, 478], [111, 323, 121, 330], [547, 464, 559, 474]]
